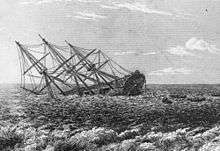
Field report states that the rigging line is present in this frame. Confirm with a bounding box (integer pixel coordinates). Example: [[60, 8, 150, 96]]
[[28, 71, 35, 90], [51, 44, 70, 53], [26, 48, 45, 54], [70, 46, 74, 64], [20, 52, 29, 87], [81, 60, 110, 83], [29, 75, 43, 94], [44, 44, 47, 67], [18, 43, 45, 72], [50, 43, 69, 49], [108, 61, 117, 77], [47, 65, 59, 71], [20, 49, 31, 86], [67, 44, 93, 56], [29, 69, 37, 89], [102, 52, 127, 75], [40, 38, 67, 65], [17, 47, 24, 87], [90, 53, 98, 64], [37, 76, 44, 92], [101, 51, 131, 74], [22, 43, 44, 48], [109, 60, 126, 76], [71, 44, 92, 52]]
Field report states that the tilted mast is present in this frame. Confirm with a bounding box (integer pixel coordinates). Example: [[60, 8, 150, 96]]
[[16, 41, 55, 98]]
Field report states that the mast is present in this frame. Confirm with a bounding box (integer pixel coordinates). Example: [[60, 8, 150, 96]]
[[15, 41, 55, 98], [66, 41, 116, 90]]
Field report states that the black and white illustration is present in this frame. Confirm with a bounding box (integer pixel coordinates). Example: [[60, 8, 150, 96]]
[[0, 0, 220, 150]]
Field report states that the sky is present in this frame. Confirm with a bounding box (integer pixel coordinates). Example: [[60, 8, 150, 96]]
[[0, 0, 220, 84]]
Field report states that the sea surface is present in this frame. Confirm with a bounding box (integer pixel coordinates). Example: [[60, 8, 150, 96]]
[[0, 84, 25, 118]]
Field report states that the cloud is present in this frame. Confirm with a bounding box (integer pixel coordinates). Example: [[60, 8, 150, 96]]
[[20, 0, 35, 5], [141, 52, 157, 56], [165, 46, 194, 57], [73, 12, 106, 20], [100, 2, 195, 19], [77, 0, 100, 2], [112, 51, 136, 55], [109, 50, 156, 56], [20, 0, 99, 5], [20, 0, 69, 5], [149, 67, 192, 76], [37, 0, 62, 4], [100, 4, 119, 9], [185, 37, 220, 53], [165, 37, 220, 57], [105, 2, 173, 16]]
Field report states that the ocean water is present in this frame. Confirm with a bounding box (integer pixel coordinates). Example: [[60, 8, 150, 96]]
[[0, 84, 25, 118], [0, 84, 22, 100]]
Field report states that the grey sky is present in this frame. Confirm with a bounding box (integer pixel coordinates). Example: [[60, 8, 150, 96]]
[[0, 0, 220, 83]]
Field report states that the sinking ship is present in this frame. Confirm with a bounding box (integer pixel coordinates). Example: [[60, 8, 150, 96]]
[[15, 35, 146, 98]]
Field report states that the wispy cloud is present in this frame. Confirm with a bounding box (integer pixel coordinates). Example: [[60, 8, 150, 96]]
[[165, 46, 194, 57], [77, 0, 100, 3], [186, 37, 220, 53], [100, 2, 173, 16], [100, 4, 119, 9], [20, 0, 35, 5], [141, 52, 157, 56], [37, 0, 62, 4], [149, 67, 192, 76], [100, 2, 194, 19], [113, 51, 135, 55], [104, 50, 136, 55], [20, 0, 99, 5], [107, 50, 156, 56], [165, 37, 220, 57], [20, 0, 70, 5], [73, 12, 106, 20], [114, 2, 173, 16]]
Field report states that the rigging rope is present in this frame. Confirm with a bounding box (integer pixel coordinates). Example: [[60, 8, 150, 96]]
[[22, 43, 44, 48], [17, 47, 24, 87], [101, 51, 131, 75]]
